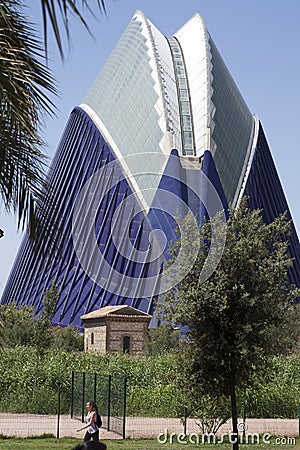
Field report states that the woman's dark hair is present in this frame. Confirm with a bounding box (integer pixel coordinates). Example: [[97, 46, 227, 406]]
[[87, 400, 98, 413], [72, 441, 107, 450]]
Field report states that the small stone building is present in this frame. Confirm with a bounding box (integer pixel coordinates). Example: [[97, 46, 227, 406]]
[[81, 305, 152, 355]]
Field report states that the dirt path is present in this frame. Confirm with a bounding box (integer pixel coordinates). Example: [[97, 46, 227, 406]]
[[0, 414, 298, 439]]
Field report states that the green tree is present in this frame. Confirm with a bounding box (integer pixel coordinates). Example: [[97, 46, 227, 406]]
[[50, 325, 83, 351], [33, 280, 60, 350], [145, 322, 180, 356], [32, 280, 60, 389], [0, 300, 83, 352], [160, 198, 300, 450], [0, 304, 35, 347], [0, 0, 105, 235]]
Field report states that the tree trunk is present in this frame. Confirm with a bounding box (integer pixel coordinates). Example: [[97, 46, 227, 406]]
[[229, 373, 239, 450]]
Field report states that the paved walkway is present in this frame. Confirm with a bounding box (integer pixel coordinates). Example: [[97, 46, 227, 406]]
[[125, 417, 299, 439], [0, 414, 299, 439], [0, 414, 119, 440]]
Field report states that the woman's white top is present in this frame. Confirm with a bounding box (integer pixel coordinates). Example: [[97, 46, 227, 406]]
[[86, 411, 98, 434]]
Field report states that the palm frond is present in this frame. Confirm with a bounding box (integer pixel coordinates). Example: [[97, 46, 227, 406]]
[[0, 0, 59, 249], [40, 0, 106, 59]]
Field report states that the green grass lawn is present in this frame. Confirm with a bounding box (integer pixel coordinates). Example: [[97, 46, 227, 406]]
[[0, 437, 299, 450]]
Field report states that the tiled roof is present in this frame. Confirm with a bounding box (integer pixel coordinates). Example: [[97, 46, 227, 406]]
[[80, 305, 152, 320]]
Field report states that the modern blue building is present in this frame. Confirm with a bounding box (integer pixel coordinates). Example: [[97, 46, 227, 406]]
[[2, 11, 300, 327]]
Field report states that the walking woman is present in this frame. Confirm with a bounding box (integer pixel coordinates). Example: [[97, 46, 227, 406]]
[[76, 401, 99, 442]]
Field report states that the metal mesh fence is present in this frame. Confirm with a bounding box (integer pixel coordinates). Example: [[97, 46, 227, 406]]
[[0, 379, 299, 440], [109, 375, 126, 437], [0, 413, 60, 438], [71, 371, 126, 437], [0, 413, 299, 440]]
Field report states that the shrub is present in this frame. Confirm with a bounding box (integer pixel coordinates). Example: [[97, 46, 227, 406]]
[[0, 347, 299, 418]]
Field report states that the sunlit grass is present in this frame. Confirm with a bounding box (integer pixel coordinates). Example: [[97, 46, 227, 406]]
[[0, 436, 299, 450]]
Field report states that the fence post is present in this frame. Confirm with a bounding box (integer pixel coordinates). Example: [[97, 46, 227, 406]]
[[94, 372, 97, 402], [122, 377, 127, 439], [107, 374, 111, 431], [57, 387, 61, 439], [71, 371, 74, 418], [183, 405, 187, 435], [242, 402, 247, 439], [298, 403, 300, 437], [82, 372, 86, 423]]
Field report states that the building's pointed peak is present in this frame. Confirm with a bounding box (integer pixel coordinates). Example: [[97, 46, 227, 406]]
[[132, 9, 152, 27], [132, 9, 162, 35], [133, 9, 146, 18], [174, 12, 207, 36]]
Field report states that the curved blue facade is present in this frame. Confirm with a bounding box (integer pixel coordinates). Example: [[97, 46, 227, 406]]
[[2, 12, 300, 327], [244, 123, 300, 288], [2, 108, 160, 326], [1, 107, 227, 327]]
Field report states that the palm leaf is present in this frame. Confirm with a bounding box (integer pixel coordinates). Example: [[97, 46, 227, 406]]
[[40, 0, 106, 58], [0, 0, 107, 251], [0, 0, 59, 249]]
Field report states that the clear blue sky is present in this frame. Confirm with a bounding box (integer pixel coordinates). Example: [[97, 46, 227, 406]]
[[1, 0, 300, 295]]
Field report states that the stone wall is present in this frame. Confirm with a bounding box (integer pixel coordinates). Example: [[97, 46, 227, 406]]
[[84, 319, 106, 353], [107, 318, 148, 355], [83, 315, 150, 355]]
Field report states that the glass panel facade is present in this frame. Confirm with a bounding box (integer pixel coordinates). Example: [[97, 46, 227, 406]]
[[84, 16, 166, 207], [167, 36, 195, 156], [208, 36, 254, 203]]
